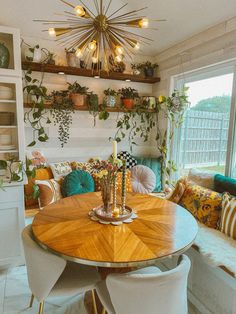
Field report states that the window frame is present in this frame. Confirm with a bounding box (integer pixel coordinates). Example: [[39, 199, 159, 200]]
[[170, 59, 236, 179]]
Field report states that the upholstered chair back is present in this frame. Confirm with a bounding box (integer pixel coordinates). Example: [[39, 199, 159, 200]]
[[106, 255, 191, 314], [22, 224, 66, 302]]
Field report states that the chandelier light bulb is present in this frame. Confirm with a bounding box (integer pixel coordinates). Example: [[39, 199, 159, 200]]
[[88, 40, 97, 51], [92, 56, 98, 63], [48, 28, 56, 37], [115, 55, 122, 63], [139, 18, 149, 28], [115, 45, 124, 55], [134, 42, 140, 50], [75, 48, 83, 58], [74, 5, 85, 17]]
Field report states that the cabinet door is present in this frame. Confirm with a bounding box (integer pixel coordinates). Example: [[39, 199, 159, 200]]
[[0, 26, 21, 77], [0, 186, 25, 267]]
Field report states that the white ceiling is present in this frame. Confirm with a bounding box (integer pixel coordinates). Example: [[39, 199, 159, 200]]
[[1, 0, 236, 55]]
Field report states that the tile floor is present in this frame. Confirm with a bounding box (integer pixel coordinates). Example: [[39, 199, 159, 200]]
[[0, 264, 200, 314]]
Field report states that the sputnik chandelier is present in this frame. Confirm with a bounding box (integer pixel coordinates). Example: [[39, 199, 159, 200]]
[[35, 0, 164, 72]]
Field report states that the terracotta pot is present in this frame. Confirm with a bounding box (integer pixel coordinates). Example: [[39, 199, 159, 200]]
[[70, 93, 87, 107], [122, 98, 134, 109]]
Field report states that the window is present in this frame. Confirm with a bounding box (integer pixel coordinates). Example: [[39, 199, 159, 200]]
[[172, 62, 236, 179]]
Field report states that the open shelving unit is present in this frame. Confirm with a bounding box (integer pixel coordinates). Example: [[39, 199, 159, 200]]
[[22, 61, 161, 84]]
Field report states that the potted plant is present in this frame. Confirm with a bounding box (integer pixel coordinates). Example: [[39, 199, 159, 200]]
[[131, 63, 141, 75], [103, 88, 117, 107], [67, 81, 89, 107], [138, 61, 158, 78], [118, 87, 139, 109]]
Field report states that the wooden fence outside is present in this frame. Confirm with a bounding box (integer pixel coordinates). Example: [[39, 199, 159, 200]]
[[179, 110, 229, 168]]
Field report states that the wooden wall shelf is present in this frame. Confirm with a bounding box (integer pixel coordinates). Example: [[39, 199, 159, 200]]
[[24, 103, 156, 113], [22, 61, 160, 84]]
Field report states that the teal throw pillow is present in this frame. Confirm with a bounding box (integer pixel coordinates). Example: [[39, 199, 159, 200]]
[[135, 157, 162, 192], [214, 174, 236, 196], [62, 170, 95, 197]]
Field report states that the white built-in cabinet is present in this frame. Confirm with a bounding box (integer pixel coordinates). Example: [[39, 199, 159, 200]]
[[0, 26, 25, 268]]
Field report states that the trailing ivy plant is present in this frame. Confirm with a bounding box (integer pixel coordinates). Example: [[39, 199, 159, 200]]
[[23, 69, 51, 147], [155, 87, 190, 185], [114, 106, 156, 152], [49, 90, 74, 147]]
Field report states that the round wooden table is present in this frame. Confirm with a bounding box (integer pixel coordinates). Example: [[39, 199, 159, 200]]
[[32, 192, 198, 268]]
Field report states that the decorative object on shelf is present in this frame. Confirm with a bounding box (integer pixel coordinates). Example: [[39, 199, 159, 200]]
[[67, 81, 89, 107], [66, 48, 79, 67], [141, 96, 157, 109], [0, 42, 10, 69], [103, 88, 117, 107], [25, 44, 42, 63], [35, 0, 165, 72], [41, 48, 56, 65], [109, 55, 126, 73], [118, 87, 139, 109], [0, 85, 14, 100], [0, 112, 14, 125], [0, 134, 12, 146], [131, 63, 141, 76], [50, 90, 74, 147], [138, 61, 158, 77]]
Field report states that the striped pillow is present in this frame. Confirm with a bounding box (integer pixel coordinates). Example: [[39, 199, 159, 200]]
[[220, 193, 236, 239]]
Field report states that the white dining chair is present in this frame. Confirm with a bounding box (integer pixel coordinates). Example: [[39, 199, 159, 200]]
[[22, 224, 100, 314], [96, 255, 191, 314]]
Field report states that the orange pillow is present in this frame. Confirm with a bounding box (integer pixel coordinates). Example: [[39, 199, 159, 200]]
[[24, 167, 53, 207]]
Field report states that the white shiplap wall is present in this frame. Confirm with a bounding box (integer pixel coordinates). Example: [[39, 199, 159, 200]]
[[22, 36, 155, 161]]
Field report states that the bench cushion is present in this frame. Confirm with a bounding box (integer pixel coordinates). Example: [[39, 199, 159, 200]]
[[194, 223, 236, 277]]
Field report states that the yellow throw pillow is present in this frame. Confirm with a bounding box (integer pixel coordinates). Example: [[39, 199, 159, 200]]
[[167, 178, 187, 204], [179, 183, 222, 229], [220, 193, 236, 239], [35, 179, 62, 210]]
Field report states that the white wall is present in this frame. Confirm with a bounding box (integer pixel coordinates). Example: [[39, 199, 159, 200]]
[[22, 36, 156, 162]]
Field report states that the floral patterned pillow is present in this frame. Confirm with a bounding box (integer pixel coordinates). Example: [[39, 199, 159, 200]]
[[50, 162, 72, 180], [179, 183, 222, 229]]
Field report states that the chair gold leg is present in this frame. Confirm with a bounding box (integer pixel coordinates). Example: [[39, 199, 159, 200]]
[[91, 289, 98, 314], [102, 308, 106, 314], [38, 301, 44, 314], [29, 294, 34, 308]]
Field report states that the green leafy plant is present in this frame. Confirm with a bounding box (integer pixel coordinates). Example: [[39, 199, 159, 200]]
[[137, 61, 158, 70], [0, 157, 23, 183], [67, 82, 89, 94], [49, 90, 74, 147], [104, 88, 117, 96], [118, 87, 139, 99], [114, 108, 156, 152], [87, 93, 100, 126], [23, 69, 51, 147]]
